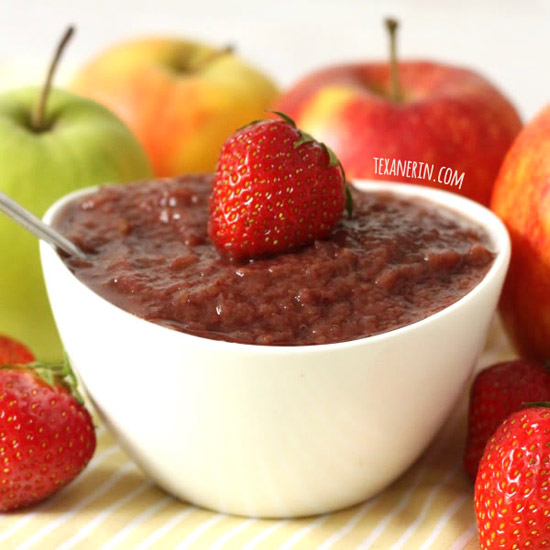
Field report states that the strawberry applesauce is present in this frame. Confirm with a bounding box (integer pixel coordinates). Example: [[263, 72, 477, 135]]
[[53, 175, 494, 346]]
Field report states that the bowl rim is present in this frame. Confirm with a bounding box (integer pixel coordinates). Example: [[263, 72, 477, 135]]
[[41, 178, 511, 356]]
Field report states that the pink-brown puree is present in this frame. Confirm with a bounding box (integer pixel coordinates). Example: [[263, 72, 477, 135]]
[[53, 175, 494, 346]]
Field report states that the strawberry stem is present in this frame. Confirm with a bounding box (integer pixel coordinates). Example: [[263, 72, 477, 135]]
[[523, 401, 550, 408], [1, 354, 84, 404], [321, 143, 353, 217], [268, 110, 297, 127], [345, 186, 353, 218]]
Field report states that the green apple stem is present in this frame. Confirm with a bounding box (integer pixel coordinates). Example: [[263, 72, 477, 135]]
[[30, 26, 75, 132], [385, 17, 403, 102]]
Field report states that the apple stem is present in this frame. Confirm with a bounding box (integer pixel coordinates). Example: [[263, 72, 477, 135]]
[[189, 44, 234, 72], [31, 26, 75, 132], [385, 17, 403, 102]]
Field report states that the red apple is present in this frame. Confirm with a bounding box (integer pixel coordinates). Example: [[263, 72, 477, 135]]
[[491, 106, 550, 361], [275, 19, 521, 205]]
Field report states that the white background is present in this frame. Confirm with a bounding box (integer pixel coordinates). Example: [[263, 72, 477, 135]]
[[1, 0, 549, 122]]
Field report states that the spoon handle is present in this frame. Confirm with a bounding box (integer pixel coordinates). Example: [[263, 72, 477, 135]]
[[0, 190, 88, 260]]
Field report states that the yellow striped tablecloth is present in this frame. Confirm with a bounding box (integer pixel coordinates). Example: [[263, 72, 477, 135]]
[[0, 321, 515, 550]]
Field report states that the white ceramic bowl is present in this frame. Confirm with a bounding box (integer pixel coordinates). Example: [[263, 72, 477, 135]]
[[40, 180, 510, 518]]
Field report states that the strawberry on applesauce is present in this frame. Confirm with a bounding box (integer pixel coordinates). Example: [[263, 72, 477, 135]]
[[52, 174, 494, 345]]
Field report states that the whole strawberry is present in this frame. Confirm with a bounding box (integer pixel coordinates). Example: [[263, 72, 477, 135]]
[[208, 112, 350, 260], [464, 360, 550, 481], [0, 358, 96, 511], [0, 335, 34, 365], [475, 406, 550, 550]]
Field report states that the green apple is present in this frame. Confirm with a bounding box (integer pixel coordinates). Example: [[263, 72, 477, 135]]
[[0, 45, 152, 360]]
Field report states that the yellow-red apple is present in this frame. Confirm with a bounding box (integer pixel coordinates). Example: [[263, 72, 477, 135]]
[[72, 38, 279, 177], [491, 105, 550, 361], [275, 20, 521, 205]]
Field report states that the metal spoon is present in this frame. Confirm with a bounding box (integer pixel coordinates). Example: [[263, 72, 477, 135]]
[[0, 190, 88, 260]]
